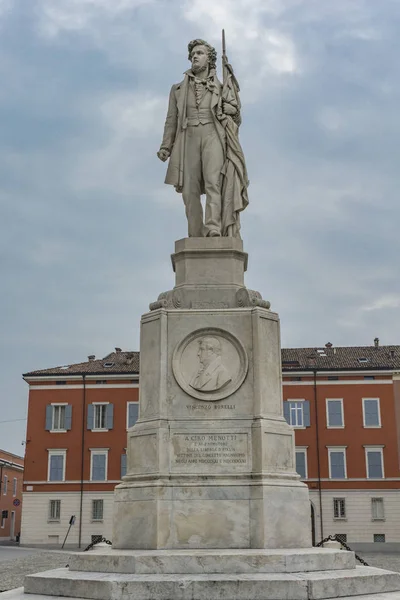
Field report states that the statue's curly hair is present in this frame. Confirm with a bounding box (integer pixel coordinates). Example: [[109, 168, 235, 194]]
[[188, 39, 217, 70]]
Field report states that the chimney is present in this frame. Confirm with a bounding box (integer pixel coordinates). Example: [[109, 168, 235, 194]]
[[390, 350, 395, 359], [115, 347, 122, 354], [307, 355, 317, 367], [325, 342, 333, 348], [88, 355, 95, 362], [374, 337, 379, 348]]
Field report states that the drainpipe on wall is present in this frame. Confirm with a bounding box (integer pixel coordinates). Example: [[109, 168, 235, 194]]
[[313, 369, 324, 540], [78, 374, 86, 549]]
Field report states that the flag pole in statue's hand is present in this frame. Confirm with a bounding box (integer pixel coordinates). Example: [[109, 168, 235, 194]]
[[222, 29, 228, 86]]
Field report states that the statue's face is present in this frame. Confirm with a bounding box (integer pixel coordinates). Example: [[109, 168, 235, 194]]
[[198, 342, 214, 366], [191, 44, 209, 73]]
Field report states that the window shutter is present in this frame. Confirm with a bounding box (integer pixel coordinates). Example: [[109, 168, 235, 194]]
[[45, 405, 53, 430], [368, 451, 383, 478], [87, 404, 94, 430], [364, 400, 378, 426], [283, 402, 290, 424], [121, 453, 127, 478], [92, 454, 106, 481], [295, 452, 306, 478], [65, 405, 72, 430], [330, 451, 345, 478], [106, 404, 114, 429], [128, 403, 139, 428], [303, 401, 310, 427]]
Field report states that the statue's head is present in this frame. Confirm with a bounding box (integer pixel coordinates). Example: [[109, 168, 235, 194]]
[[188, 39, 217, 74], [197, 336, 221, 366]]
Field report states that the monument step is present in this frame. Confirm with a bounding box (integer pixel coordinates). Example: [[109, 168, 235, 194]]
[[5, 588, 400, 600], [24, 566, 400, 600], [68, 547, 355, 574]]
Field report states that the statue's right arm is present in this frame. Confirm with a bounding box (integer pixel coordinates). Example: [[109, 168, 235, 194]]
[[159, 85, 178, 155]]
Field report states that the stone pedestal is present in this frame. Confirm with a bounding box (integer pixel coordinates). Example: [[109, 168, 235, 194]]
[[112, 238, 311, 550]]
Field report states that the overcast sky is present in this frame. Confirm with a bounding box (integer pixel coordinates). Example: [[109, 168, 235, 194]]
[[1, 0, 400, 455]]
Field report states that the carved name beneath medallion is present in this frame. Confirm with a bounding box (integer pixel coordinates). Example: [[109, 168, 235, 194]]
[[171, 433, 249, 471]]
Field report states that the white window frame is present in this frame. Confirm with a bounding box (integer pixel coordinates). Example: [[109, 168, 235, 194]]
[[90, 449, 109, 482], [295, 447, 308, 479], [333, 497, 346, 520], [3, 475, 7, 495], [91, 499, 104, 522], [371, 497, 385, 521], [327, 446, 347, 479], [51, 403, 68, 432], [365, 446, 385, 479], [362, 398, 381, 428], [47, 449, 67, 482], [326, 398, 344, 428], [12, 477, 17, 497], [92, 402, 109, 432], [287, 399, 305, 429], [48, 499, 61, 522]]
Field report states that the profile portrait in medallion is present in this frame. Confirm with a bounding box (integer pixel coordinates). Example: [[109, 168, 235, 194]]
[[190, 336, 232, 392]]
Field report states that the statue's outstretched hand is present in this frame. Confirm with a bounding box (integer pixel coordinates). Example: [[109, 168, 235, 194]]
[[157, 148, 170, 162]]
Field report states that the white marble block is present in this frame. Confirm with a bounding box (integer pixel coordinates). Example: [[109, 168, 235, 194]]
[[112, 238, 311, 550]]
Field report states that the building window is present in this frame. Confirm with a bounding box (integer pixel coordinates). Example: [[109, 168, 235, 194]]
[[90, 450, 108, 481], [56, 381, 67, 385], [333, 498, 346, 519], [3, 475, 7, 495], [291, 377, 302, 382], [127, 403, 139, 428], [283, 400, 310, 428], [364, 376, 375, 380], [362, 398, 381, 428], [336, 533, 347, 544], [49, 500, 61, 521], [121, 453, 127, 478], [326, 399, 344, 428], [87, 404, 113, 431], [13, 478, 17, 497], [92, 499, 104, 521], [365, 447, 384, 479], [45, 404, 72, 431], [328, 376, 338, 381], [47, 450, 66, 482], [374, 534, 386, 543], [371, 498, 385, 520], [295, 448, 307, 479], [328, 447, 347, 479], [0, 514, 5, 529]]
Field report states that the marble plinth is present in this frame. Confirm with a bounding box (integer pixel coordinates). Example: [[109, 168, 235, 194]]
[[22, 558, 400, 600]]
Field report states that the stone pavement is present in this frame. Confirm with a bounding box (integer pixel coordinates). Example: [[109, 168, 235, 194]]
[[0, 550, 69, 592], [0, 549, 400, 594]]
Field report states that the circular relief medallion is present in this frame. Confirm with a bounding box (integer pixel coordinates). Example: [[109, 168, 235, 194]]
[[172, 328, 248, 401]]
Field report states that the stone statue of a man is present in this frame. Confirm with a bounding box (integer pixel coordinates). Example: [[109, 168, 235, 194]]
[[157, 39, 249, 238]]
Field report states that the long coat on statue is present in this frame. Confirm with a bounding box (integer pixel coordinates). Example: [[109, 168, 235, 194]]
[[160, 69, 226, 194]]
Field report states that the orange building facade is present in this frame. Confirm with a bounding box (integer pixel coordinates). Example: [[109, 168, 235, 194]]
[[21, 342, 400, 549], [0, 449, 24, 541]]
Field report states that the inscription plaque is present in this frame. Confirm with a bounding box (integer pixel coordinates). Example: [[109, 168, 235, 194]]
[[171, 432, 249, 471]]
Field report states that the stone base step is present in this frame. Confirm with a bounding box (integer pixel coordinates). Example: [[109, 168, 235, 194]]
[[3, 589, 400, 600], [24, 566, 400, 600], [68, 547, 355, 574]]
